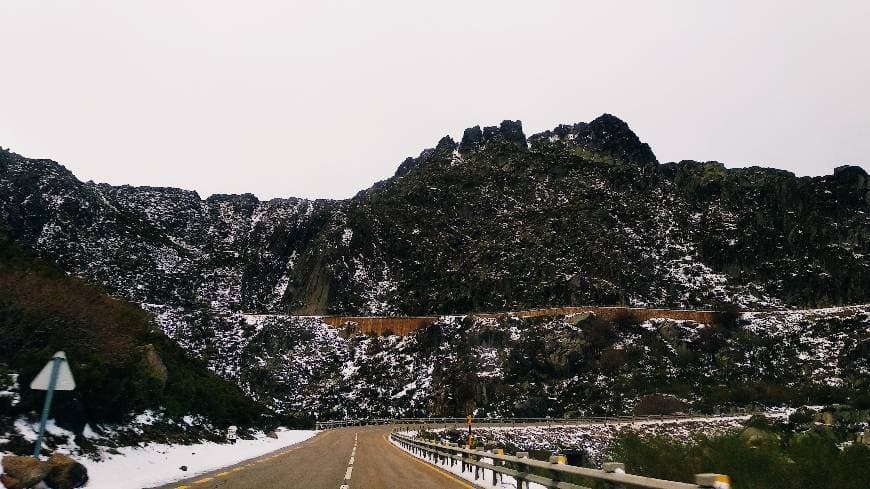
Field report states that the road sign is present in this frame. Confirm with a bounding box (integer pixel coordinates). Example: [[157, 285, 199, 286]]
[[227, 425, 238, 443], [31, 351, 76, 391], [30, 351, 76, 458]]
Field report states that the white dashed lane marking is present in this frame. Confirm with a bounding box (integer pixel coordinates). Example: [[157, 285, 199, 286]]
[[338, 432, 359, 489]]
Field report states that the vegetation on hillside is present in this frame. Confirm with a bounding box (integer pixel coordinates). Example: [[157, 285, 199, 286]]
[[0, 234, 284, 454], [432, 413, 870, 489], [607, 415, 870, 489]]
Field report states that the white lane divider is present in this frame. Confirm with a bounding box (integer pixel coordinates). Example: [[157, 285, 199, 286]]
[[339, 433, 359, 489]]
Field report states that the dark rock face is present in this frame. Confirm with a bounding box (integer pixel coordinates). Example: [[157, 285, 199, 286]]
[[45, 453, 88, 489], [1, 114, 868, 317], [459, 126, 484, 153]]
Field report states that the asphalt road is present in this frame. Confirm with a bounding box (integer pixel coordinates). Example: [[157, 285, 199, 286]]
[[152, 426, 471, 489]]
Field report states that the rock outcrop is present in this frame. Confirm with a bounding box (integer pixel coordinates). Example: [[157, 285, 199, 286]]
[[1, 114, 866, 317]]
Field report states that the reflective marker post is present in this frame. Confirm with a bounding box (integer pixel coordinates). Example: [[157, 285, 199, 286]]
[[30, 351, 76, 459]]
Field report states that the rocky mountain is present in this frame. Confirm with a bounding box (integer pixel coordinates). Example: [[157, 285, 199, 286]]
[[2, 114, 868, 316], [1, 114, 869, 420]]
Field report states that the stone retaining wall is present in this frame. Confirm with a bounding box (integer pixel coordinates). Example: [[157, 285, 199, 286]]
[[321, 306, 722, 336]]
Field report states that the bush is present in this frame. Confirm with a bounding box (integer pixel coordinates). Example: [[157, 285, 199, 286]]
[[850, 392, 870, 410], [634, 394, 686, 416], [745, 414, 774, 430], [715, 303, 742, 329], [607, 430, 870, 489], [610, 309, 640, 328], [788, 406, 816, 425]]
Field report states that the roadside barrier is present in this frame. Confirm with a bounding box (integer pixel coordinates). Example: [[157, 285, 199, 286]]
[[390, 430, 731, 489], [315, 411, 752, 430], [316, 414, 742, 488]]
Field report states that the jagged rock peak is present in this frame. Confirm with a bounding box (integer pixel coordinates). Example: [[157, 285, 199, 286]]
[[460, 120, 528, 153], [435, 135, 457, 152], [205, 192, 260, 206], [459, 126, 483, 152], [530, 113, 657, 166], [832, 165, 869, 198]]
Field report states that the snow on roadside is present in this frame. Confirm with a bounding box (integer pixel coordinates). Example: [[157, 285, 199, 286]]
[[2, 429, 318, 489]]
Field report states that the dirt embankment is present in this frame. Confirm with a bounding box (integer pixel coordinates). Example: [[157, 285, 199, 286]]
[[321, 306, 722, 336]]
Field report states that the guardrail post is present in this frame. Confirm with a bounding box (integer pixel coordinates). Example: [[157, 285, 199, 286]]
[[515, 451, 529, 489], [548, 453, 566, 485], [696, 473, 731, 489], [490, 448, 504, 486], [603, 462, 627, 489]]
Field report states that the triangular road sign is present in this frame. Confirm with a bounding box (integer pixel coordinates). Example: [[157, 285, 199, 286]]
[[30, 351, 76, 391]]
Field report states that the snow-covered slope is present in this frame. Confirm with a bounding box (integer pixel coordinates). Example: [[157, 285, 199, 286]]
[[148, 305, 870, 419]]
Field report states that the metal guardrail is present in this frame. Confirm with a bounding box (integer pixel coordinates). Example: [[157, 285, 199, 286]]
[[390, 430, 731, 489], [315, 411, 752, 430]]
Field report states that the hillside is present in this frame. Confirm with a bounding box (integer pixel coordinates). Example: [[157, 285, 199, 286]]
[[1, 114, 869, 421], [147, 305, 870, 418], [0, 235, 273, 456]]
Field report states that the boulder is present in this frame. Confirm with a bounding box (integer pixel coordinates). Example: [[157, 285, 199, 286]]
[[739, 427, 779, 447], [1, 474, 22, 489], [267, 431, 279, 439], [1, 455, 50, 488], [44, 453, 88, 489], [817, 411, 836, 425], [565, 312, 594, 325], [139, 344, 168, 387]]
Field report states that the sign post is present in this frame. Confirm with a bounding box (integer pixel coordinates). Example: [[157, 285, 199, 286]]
[[466, 414, 473, 448], [30, 351, 76, 459]]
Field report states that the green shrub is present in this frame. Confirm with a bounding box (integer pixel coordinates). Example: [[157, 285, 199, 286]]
[[744, 414, 774, 430], [607, 430, 870, 489], [788, 406, 816, 425]]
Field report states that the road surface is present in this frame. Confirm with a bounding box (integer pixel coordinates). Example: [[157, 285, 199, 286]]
[[152, 426, 471, 489]]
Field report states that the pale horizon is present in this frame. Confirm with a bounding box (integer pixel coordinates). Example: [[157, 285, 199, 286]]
[[2, 1, 868, 200]]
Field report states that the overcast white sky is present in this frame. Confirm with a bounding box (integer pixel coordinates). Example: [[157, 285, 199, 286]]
[[1, 1, 868, 200]]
